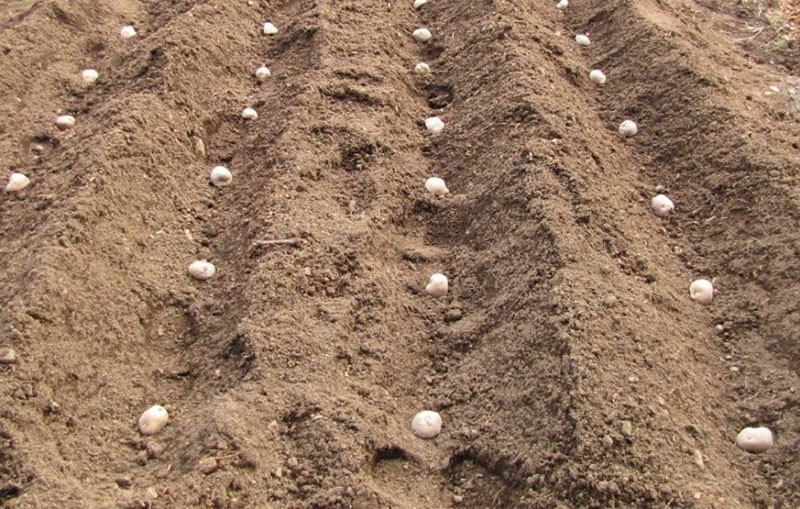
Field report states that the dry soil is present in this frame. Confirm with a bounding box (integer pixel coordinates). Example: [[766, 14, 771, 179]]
[[1, 0, 799, 508]]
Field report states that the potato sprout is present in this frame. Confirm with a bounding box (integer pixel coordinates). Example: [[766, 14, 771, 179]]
[[120, 25, 137, 39], [5, 173, 30, 192], [425, 273, 448, 297], [55, 115, 75, 130], [138, 405, 169, 435], [415, 62, 431, 76], [557, 0, 569, 10], [411, 410, 442, 438], [263, 22, 278, 35], [736, 427, 773, 453], [189, 260, 216, 280], [425, 177, 449, 197], [413, 28, 432, 42], [210, 166, 232, 187], [242, 108, 258, 120], [650, 194, 674, 217], [575, 34, 591, 46], [618, 120, 638, 137], [589, 70, 606, 84], [689, 279, 713, 305], [81, 69, 99, 83], [255, 65, 271, 81], [425, 116, 444, 135], [414, 0, 428, 8]]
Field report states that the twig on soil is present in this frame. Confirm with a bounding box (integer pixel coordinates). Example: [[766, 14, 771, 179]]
[[734, 26, 765, 41], [212, 451, 242, 461], [251, 238, 301, 248]]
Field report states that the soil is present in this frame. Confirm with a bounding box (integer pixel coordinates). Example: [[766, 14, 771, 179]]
[[1, 0, 799, 508]]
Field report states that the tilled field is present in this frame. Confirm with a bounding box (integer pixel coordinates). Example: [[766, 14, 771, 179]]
[[1, 0, 799, 507]]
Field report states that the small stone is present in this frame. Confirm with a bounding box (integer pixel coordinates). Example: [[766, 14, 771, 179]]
[[603, 295, 618, 307], [714, 324, 724, 334], [655, 184, 665, 192], [194, 137, 206, 158], [444, 308, 463, 322], [621, 421, 633, 437], [453, 494, 464, 504], [0, 347, 17, 364], [31, 144, 45, 153], [286, 457, 300, 471], [116, 476, 133, 489], [692, 449, 705, 469], [197, 457, 218, 475], [602, 435, 614, 448]]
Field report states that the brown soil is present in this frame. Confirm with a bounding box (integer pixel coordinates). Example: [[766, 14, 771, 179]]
[[1, 0, 799, 507]]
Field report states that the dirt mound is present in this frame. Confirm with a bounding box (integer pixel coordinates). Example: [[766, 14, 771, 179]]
[[1, 0, 799, 507]]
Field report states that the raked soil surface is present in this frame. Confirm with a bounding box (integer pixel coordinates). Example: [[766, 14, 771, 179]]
[[1, 0, 799, 507]]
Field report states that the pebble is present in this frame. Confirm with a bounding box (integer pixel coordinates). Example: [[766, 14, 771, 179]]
[[444, 308, 463, 322], [453, 494, 464, 504], [620, 421, 633, 437], [693, 449, 705, 469], [602, 435, 614, 448], [0, 347, 17, 364], [194, 137, 206, 158], [115, 476, 133, 489]]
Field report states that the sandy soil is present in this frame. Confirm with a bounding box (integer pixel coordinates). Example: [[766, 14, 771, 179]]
[[1, 0, 799, 507]]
